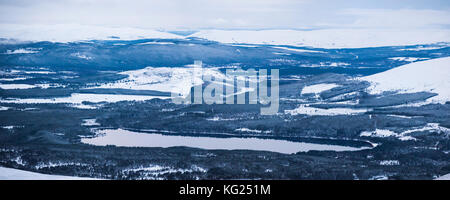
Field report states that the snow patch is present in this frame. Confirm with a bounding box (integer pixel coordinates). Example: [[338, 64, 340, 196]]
[[71, 52, 93, 60], [136, 41, 175, 45], [285, 104, 369, 116], [301, 62, 350, 68], [0, 84, 36, 89], [121, 164, 206, 180], [0, 93, 169, 109], [389, 57, 428, 62], [398, 46, 447, 51], [0, 77, 28, 81], [1, 125, 23, 130], [3, 48, 39, 54], [0, 83, 65, 89], [35, 162, 89, 170], [360, 129, 416, 141], [271, 46, 325, 53], [23, 71, 55, 74], [235, 128, 272, 134], [81, 119, 100, 126], [206, 117, 238, 121], [301, 83, 339, 94], [0, 106, 11, 111]]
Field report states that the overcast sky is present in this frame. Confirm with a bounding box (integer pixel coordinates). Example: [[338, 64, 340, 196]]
[[0, 0, 449, 30]]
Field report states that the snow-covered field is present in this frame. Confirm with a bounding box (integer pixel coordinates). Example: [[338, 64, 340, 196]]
[[0, 166, 97, 180], [189, 29, 450, 48], [360, 57, 450, 104]]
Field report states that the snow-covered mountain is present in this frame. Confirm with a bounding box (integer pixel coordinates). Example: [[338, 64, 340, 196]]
[[2, 24, 450, 48], [189, 29, 450, 48], [360, 57, 450, 104], [0, 24, 183, 43]]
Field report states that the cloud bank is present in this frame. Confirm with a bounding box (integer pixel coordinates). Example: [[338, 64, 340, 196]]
[[0, 0, 449, 30]]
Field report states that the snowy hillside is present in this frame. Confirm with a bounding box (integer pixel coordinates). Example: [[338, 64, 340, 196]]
[[0, 24, 183, 43], [360, 57, 450, 104], [0, 166, 97, 180], [435, 173, 450, 180], [189, 29, 450, 48], [92, 66, 226, 97]]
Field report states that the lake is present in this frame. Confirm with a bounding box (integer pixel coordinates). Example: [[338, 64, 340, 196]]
[[81, 129, 372, 154]]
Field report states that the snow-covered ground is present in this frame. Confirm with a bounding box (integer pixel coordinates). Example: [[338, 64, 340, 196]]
[[301, 83, 340, 94], [189, 29, 450, 48], [0, 166, 97, 180], [360, 57, 450, 104]]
